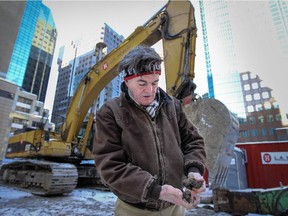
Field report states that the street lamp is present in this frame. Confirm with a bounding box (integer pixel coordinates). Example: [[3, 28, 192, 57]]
[[95, 42, 107, 61]]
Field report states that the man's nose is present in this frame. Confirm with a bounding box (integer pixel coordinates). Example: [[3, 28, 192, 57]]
[[144, 84, 153, 92]]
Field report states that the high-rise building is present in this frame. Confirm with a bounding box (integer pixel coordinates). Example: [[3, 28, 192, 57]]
[[1, 1, 57, 103], [268, 1, 288, 57], [197, 0, 288, 121], [198, 0, 245, 118], [0, 1, 26, 76], [51, 23, 124, 130]]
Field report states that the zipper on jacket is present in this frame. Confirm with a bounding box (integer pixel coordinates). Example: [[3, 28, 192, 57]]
[[133, 101, 166, 185]]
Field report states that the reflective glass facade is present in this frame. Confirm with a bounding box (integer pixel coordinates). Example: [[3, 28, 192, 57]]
[[199, 0, 288, 119], [213, 72, 244, 117], [6, 1, 40, 85], [6, 1, 57, 102], [199, 0, 245, 117], [199, 0, 214, 98], [269, 1, 288, 57]]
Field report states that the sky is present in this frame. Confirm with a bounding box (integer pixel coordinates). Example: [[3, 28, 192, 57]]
[[43, 0, 287, 123]]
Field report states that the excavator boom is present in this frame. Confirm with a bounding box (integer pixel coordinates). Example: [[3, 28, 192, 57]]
[[61, 0, 197, 143]]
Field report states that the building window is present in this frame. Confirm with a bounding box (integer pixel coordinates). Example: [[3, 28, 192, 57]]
[[252, 82, 258, 89], [249, 117, 256, 124], [18, 96, 32, 105], [258, 116, 264, 123], [260, 128, 267, 136], [253, 93, 260, 100], [244, 84, 250, 91], [12, 117, 26, 124], [242, 74, 248, 80], [273, 102, 279, 109], [255, 104, 262, 111], [238, 118, 247, 125], [275, 114, 282, 121], [15, 106, 30, 113], [267, 115, 274, 122], [32, 121, 38, 127], [245, 95, 252, 101], [262, 92, 269, 99], [269, 128, 275, 136], [251, 129, 258, 136], [247, 105, 254, 112], [241, 130, 249, 137], [264, 102, 271, 110]]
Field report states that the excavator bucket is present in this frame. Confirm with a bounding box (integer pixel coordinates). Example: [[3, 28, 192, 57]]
[[183, 98, 239, 189]]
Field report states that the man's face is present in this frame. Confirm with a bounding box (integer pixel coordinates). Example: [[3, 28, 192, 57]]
[[125, 74, 160, 106]]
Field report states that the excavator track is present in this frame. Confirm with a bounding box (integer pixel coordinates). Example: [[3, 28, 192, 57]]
[[0, 160, 78, 196]]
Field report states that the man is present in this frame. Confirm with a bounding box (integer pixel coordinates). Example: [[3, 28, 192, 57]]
[[93, 45, 206, 216]]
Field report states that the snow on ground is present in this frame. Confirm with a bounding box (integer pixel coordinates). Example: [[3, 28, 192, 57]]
[[0, 184, 235, 216], [0, 185, 117, 216], [0, 183, 273, 216]]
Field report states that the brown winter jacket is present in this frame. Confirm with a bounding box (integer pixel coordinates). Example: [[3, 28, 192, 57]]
[[93, 84, 206, 211]]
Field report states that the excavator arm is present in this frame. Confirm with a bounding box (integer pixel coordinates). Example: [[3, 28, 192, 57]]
[[61, 0, 197, 144]]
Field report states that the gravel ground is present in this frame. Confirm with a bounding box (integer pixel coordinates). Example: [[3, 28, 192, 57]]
[[0, 183, 232, 216]]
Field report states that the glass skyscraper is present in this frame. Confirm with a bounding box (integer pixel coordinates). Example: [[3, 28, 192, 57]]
[[6, 0, 57, 102], [268, 1, 288, 57], [199, 0, 245, 118], [198, 0, 288, 119]]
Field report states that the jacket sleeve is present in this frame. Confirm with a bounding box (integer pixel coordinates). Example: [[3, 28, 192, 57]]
[[92, 103, 159, 202], [174, 99, 207, 176]]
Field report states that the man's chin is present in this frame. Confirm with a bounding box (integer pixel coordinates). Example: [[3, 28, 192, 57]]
[[140, 100, 153, 106]]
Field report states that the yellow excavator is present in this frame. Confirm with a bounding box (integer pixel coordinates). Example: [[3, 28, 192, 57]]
[[1, 0, 287, 215]]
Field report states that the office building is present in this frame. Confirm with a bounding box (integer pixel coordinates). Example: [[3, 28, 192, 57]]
[[268, 1, 288, 57], [0, 1, 57, 159], [0, 1, 26, 76], [197, 0, 288, 121], [1, 0, 57, 103], [51, 23, 124, 130]]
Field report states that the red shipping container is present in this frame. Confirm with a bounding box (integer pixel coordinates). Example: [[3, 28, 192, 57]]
[[236, 141, 288, 189]]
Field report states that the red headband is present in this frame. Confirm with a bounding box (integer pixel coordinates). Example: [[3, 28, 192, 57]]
[[124, 71, 161, 81]]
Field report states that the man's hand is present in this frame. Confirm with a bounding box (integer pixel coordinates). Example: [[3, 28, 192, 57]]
[[187, 172, 206, 193], [181, 172, 206, 207], [159, 185, 200, 210]]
